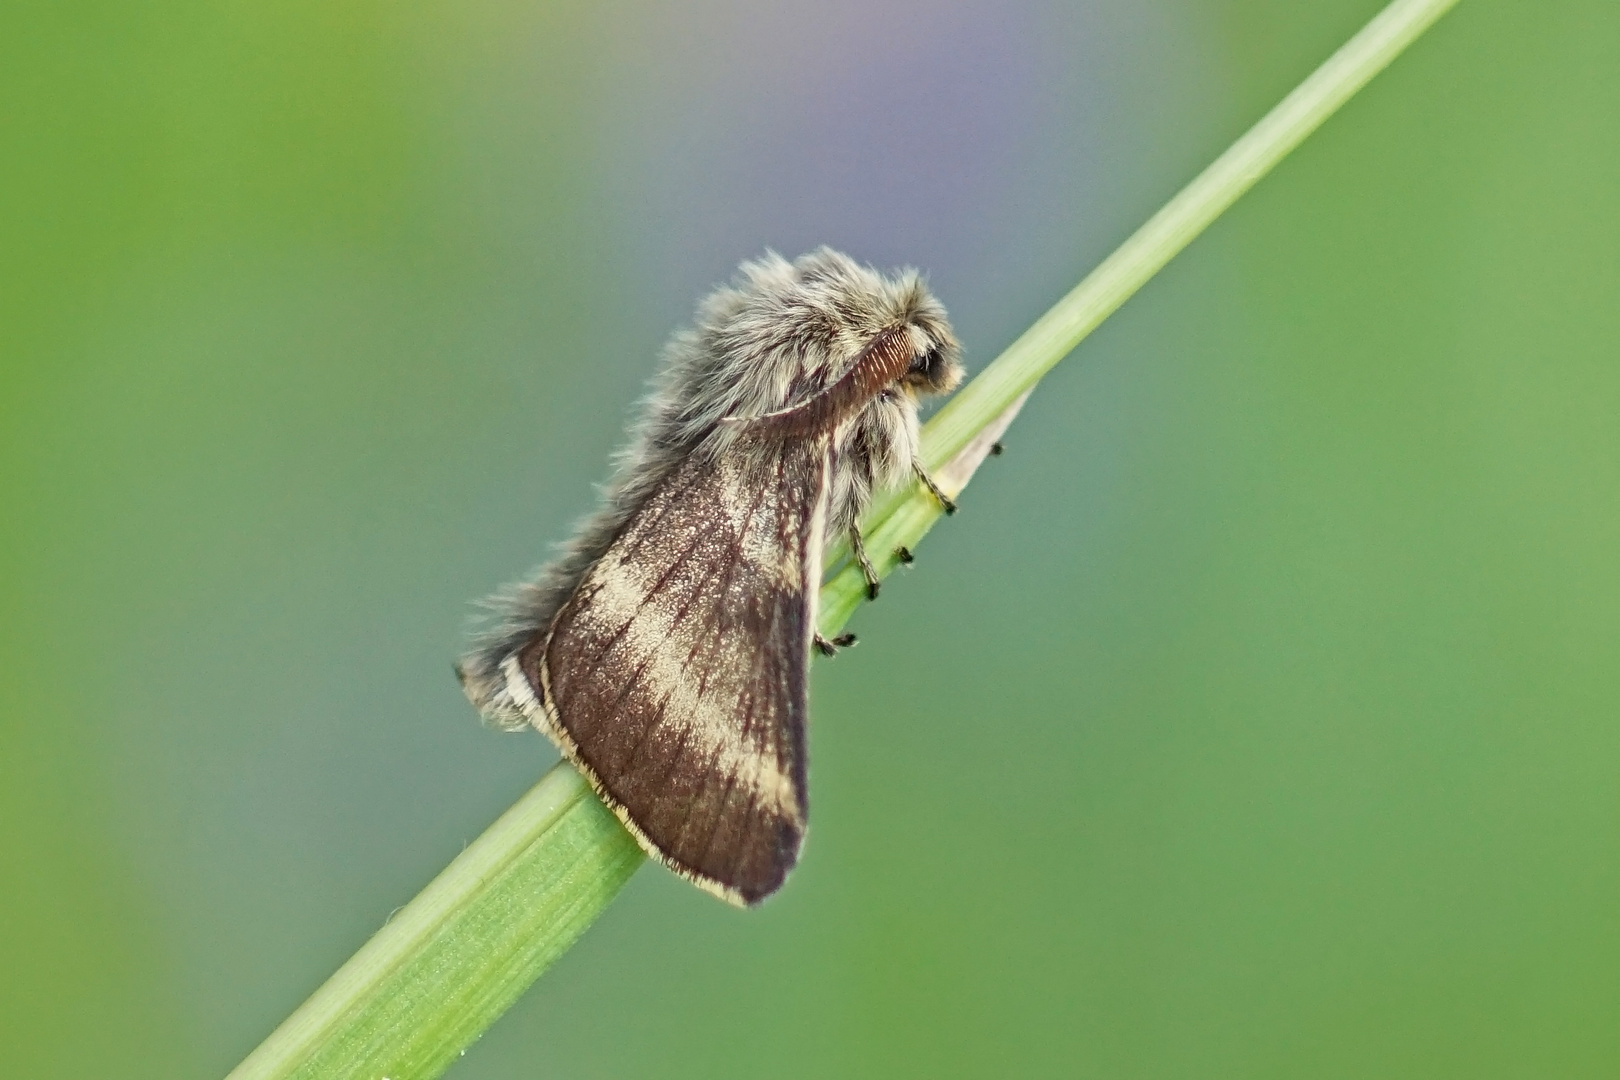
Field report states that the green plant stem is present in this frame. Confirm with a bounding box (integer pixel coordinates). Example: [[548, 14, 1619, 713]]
[[926, 0, 1460, 471], [228, 2, 1460, 1076], [226, 766, 643, 1080], [823, 0, 1461, 596]]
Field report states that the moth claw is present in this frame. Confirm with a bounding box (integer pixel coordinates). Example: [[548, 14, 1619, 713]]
[[913, 462, 957, 515], [814, 632, 858, 656], [849, 524, 880, 601], [991, 441, 1005, 456], [893, 546, 914, 565]]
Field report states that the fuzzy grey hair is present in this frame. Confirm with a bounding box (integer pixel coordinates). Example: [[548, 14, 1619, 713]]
[[458, 247, 962, 730]]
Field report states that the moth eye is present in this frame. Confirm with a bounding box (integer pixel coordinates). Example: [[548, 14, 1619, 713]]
[[910, 349, 939, 375]]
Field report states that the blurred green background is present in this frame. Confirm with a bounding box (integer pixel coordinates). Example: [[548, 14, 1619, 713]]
[[5, 1, 1619, 1076]]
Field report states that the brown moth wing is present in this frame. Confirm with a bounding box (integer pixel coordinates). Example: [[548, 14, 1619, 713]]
[[520, 435, 828, 906]]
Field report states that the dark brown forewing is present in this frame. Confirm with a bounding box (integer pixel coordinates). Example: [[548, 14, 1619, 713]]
[[730, 324, 914, 438], [524, 436, 827, 905]]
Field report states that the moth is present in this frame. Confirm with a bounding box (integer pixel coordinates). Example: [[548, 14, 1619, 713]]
[[458, 248, 963, 905]]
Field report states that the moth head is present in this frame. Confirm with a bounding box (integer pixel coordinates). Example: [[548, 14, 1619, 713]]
[[901, 334, 964, 397], [702, 249, 963, 440], [760, 248, 961, 384], [868, 270, 962, 402]]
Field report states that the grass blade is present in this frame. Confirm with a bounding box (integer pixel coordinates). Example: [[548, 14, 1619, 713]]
[[226, 766, 643, 1080]]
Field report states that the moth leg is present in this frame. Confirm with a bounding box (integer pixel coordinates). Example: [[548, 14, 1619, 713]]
[[814, 632, 858, 656], [849, 525, 881, 600], [913, 461, 957, 515]]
